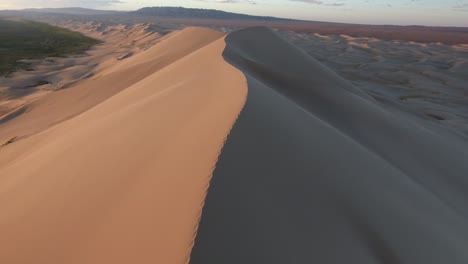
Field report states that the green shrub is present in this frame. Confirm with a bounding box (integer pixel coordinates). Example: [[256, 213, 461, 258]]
[[0, 19, 101, 75]]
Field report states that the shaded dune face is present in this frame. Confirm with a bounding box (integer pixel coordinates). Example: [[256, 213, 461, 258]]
[[0, 28, 247, 264], [190, 27, 468, 264]]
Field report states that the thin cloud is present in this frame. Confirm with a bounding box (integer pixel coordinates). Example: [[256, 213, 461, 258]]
[[1, 0, 123, 9], [453, 3, 468, 11], [195, 0, 257, 4], [289, 0, 345, 6]]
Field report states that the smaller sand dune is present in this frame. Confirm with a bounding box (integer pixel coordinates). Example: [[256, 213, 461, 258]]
[[0, 22, 165, 130], [0, 26, 223, 146]]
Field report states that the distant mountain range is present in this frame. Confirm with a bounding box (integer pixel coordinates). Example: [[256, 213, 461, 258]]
[[1, 6, 467, 45], [0, 6, 290, 21], [131, 7, 289, 21]]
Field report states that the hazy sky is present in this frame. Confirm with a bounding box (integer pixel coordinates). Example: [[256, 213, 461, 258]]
[[1, 0, 467, 26]]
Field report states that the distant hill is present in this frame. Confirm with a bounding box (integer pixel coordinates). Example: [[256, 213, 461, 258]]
[[132, 6, 289, 21], [1, 6, 467, 44]]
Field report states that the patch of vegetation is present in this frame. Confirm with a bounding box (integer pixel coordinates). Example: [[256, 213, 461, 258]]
[[1, 137, 17, 147], [133, 6, 287, 21], [0, 19, 101, 76], [27, 80, 50, 88]]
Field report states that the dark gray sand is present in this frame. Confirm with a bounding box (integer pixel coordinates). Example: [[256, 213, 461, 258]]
[[190, 27, 468, 264]]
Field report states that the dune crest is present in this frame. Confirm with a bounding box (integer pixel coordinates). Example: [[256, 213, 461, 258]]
[[0, 28, 247, 264]]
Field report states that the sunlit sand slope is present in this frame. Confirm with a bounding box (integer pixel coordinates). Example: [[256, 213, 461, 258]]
[[0, 28, 247, 264], [0, 27, 224, 146]]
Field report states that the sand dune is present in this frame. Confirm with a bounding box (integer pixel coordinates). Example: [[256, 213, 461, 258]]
[[0, 22, 164, 91], [1, 22, 467, 264], [0, 26, 223, 145], [0, 27, 246, 264], [190, 27, 468, 264]]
